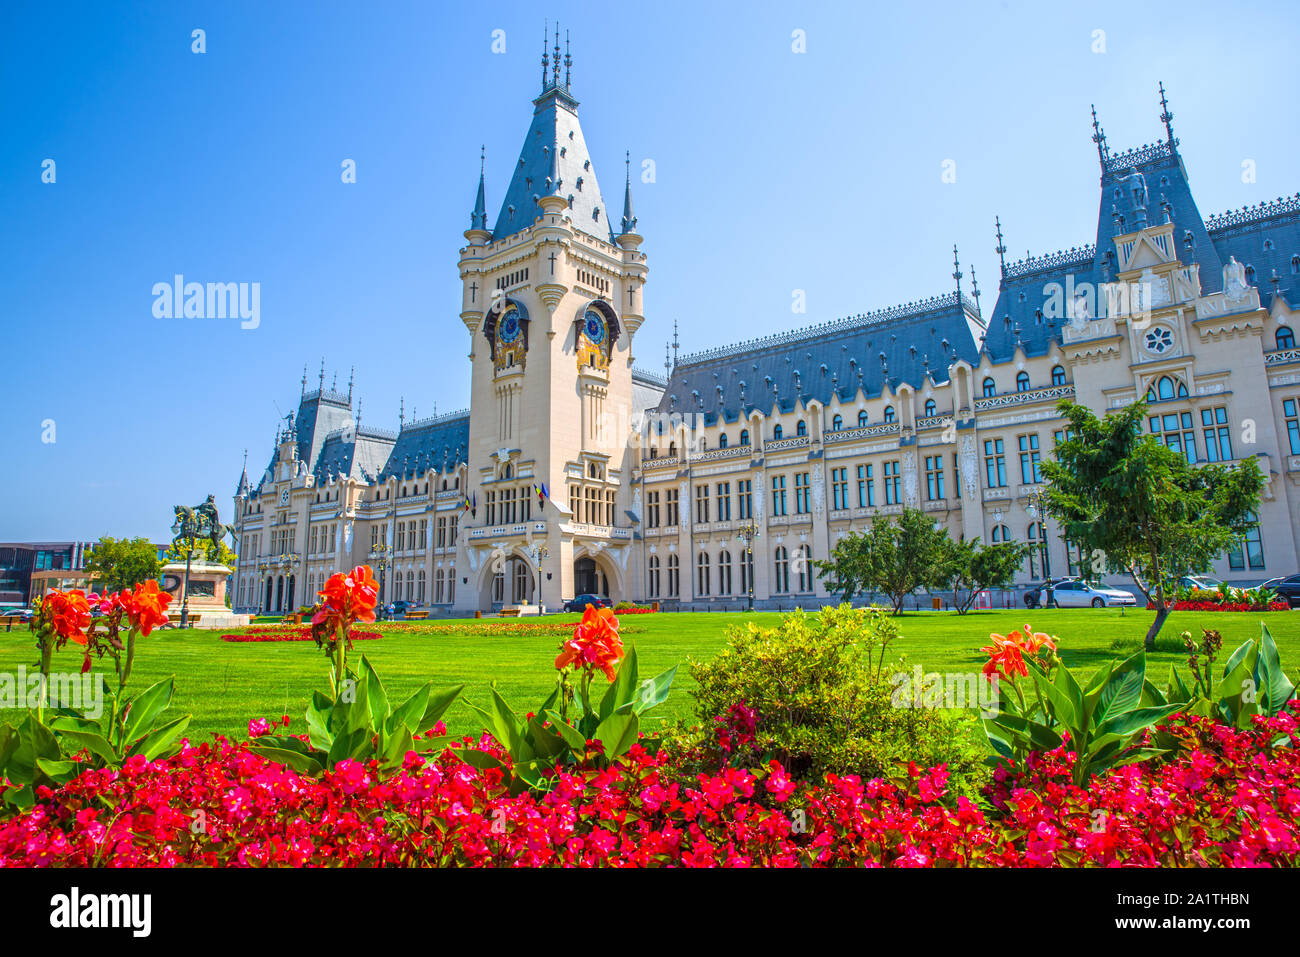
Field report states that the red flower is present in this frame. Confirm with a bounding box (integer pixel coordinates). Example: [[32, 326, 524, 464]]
[[41, 589, 91, 645], [555, 606, 624, 680], [980, 633, 1029, 681], [122, 580, 173, 636], [313, 565, 379, 630]]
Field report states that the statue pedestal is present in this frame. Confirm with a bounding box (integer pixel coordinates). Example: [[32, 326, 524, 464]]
[[161, 560, 249, 629]]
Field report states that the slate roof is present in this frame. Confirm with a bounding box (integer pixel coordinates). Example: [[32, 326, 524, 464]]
[[376, 412, 471, 482], [492, 84, 613, 243], [658, 294, 985, 423]]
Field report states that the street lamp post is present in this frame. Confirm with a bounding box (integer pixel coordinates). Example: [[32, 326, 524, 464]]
[[735, 521, 760, 612], [368, 544, 390, 618], [170, 514, 198, 628], [532, 543, 549, 615]]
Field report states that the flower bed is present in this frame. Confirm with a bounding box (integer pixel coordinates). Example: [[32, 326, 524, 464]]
[[1146, 600, 1288, 611], [221, 628, 381, 643], [0, 710, 1295, 867]]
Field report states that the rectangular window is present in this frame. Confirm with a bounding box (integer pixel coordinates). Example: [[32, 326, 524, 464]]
[[883, 460, 901, 505], [716, 482, 732, 521], [984, 439, 1006, 488], [794, 472, 810, 514], [737, 480, 753, 520], [647, 490, 660, 528], [1149, 412, 1197, 463], [1285, 398, 1300, 456], [857, 464, 874, 507], [695, 484, 710, 524], [1226, 512, 1265, 570], [924, 455, 945, 501], [1018, 433, 1041, 484], [831, 467, 848, 511], [665, 488, 679, 527], [1201, 407, 1233, 463], [771, 475, 787, 516]]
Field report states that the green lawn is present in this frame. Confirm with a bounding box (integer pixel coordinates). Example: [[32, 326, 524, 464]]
[[2, 607, 1296, 742]]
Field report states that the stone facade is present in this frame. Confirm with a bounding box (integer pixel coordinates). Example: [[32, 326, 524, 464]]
[[231, 76, 1300, 615]]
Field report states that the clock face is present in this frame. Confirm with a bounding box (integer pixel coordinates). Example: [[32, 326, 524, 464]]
[[499, 306, 521, 344], [279, 489, 289, 506], [583, 310, 605, 345]]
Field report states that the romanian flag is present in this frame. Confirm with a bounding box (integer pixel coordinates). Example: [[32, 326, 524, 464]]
[[535, 482, 549, 508]]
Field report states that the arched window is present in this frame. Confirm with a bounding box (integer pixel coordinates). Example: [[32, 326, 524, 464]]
[[697, 552, 711, 596], [434, 567, 444, 603], [1291, 255, 1300, 275], [1016, 371, 1031, 392], [982, 377, 996, 397], [417, 569, 426, 603], [668, 441, 676, 457], [718, 432, 728, 448], [648, 555, 661, 597], [667, 554, 680, 597], [991, 523, 1010, 543], [1227, 510, 1265, 570], [717, 550, 732, 594], [1277, 326, 1295, 350], [796, 420, 807, 437], [1027, 522, 1050, 578], [740, 429, 750, 446], [772, 424, 783, 440], [857, 410, 868, 427], [832, 414, 843, 431], [924, 398, 936, 417], [1051, 365, 1067, 386], [883, 406, 895, 423], [773, 546, 790, 594], [796, 544, 813, 592], [1145, 375, 1188, 402]]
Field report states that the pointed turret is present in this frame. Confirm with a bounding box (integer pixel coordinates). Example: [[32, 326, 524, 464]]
[[465, 146, 491, 244], [619, 150, 638, 236]]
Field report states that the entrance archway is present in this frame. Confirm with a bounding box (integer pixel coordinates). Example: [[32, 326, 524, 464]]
[[574, 557, 607, 597]]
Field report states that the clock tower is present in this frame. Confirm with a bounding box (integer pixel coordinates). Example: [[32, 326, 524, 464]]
[[453, 28, 648, 611]]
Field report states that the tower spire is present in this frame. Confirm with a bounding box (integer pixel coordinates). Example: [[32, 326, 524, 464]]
[[318, 358, 325, 393], [1090, 104, 1109, 168], [672, 319, 680, 371], [564, 29, 571, 89], [300, 364, 307, 397], [552, 25, 561, 91], [540, 19, 549, 92], [470, 145, 488, 231], [347, 366, 354, 403], [620, 150, 638, 235], [994, 215, 1007, 278], [1158, 81, 1177, 149]]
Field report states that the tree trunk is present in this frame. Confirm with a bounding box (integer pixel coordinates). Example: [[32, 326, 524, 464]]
[[1144, 603, 1169, 651]]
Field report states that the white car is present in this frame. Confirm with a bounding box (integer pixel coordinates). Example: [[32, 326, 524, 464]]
[[1037, 580, 1138, 608]]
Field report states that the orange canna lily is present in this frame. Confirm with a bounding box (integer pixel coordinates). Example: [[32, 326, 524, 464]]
[[314, 565, 379, 630], [41, 588, 92, 645], [555, 606, 624, 680], [123, 580, 173, 637]]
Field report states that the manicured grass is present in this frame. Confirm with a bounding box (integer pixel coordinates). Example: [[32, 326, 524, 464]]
[[2, 607, 1296, 743]]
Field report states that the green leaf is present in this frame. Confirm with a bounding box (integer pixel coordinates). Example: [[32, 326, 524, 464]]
[[599, 643, 639, 721], [122, 677, 174, 744], [326, 726, 368, 768], [417, 685, 464, 735], [632, 665, 677, 715], [386, 684, 431, 739], [361, 656, 391, 733], [1093, 703, 1182, 743], [544, 710, 587, 751], [53, 729, 118, 766], [593, 712, 640, 760], [1256, 624, 1295, 716], [525, 716, 566, 760], [305, 691, 334, 752], [249, 744, 324, 775], [128, 714, 191, 762], [35, 758, 81, 783], [1091, 652, 1145, 727], [487, 687, 525, 754], [381, 726, 415, 767], [454, 748, 504, 771], [1031, 667, 1079, 735]]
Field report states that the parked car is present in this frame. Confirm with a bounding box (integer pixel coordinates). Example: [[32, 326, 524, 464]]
[[1023, 578, 1075, 608], [1178, 575, 1222, 591], [1034, 579, 1138, 608], [0, 607, 32, 623], [387, 600, 417, 618], [1261, 574, 1300, 608], [563, 594, 611, 612]]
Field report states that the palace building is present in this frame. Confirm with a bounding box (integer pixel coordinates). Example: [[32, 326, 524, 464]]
[[231, 49, 1300, 615]]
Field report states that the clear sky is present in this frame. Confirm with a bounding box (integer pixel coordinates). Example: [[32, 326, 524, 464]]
[[4, 0, 1297, 542]]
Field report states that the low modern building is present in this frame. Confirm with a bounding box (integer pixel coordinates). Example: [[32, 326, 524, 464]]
[[231, 62, 1300, 614]]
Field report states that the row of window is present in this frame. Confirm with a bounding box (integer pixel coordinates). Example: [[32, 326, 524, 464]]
[[646, 545, 814, 598], [484, 486, 534, 526]]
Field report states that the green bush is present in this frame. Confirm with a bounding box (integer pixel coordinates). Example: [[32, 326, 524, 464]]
[[678, 605, 987, 798]]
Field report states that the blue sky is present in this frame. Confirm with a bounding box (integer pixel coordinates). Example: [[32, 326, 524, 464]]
[[4, 0, 1297, 542]]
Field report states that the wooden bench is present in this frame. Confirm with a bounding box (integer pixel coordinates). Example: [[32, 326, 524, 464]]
[[404, 610, 430, 620], [166, 613, 203, 627], [497, 608, 521, 618], [0, 615, 25, 632]]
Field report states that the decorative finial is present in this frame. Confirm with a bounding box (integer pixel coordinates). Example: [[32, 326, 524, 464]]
[[331, 372, 337, 391], [301, 364, 307, 397], [399, 396, 405, 427], [318, 358, 325, 392], [1158, 81, 1175, 148], [564, 29, 571, 88], [1090, 104, 1109, 166], [541, 19, 549, 92], [994, 216, 1007, 277], [620, 150, 638, 235], [672, 318, 680, 370], [970, 264, 981, 313], [664, 341, 670, 378], [552, 25, 561, 90], [347, 366, 354, 402], [952, 244, 962, 297]]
